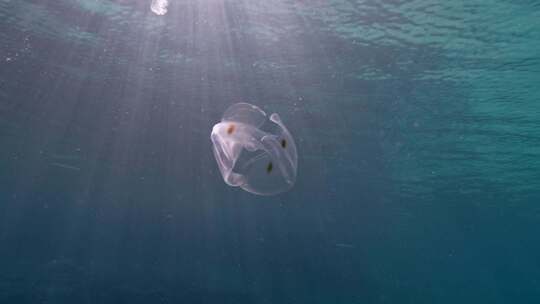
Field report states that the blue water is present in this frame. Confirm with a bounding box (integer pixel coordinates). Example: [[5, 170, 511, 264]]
[[1, 0, 539, 303]]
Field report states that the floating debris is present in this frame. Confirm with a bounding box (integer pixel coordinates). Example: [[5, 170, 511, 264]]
[[151, 0, 169, 15]]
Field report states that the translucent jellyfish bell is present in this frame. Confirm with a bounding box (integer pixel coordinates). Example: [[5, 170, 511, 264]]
[[211, 103, 298, 195]]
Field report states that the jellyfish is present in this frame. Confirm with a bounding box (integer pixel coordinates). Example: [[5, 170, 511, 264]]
[[211, 103, 298, 195]]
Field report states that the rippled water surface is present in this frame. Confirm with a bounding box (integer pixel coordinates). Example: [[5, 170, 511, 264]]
[[1, 0, 539, 303]]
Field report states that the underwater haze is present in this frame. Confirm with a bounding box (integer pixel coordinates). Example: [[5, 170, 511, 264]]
[[1, 0, 540, 303]]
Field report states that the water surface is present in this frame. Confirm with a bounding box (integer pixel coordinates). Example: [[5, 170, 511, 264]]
[[1, 0, 539, 303]]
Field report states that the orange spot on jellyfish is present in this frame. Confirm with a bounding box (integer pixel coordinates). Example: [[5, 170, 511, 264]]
[[227, 124, 235, 135]]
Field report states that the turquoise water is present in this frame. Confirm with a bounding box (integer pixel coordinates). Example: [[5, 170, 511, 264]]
[[1, 0, 539, 303]]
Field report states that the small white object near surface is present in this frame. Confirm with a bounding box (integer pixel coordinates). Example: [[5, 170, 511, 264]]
[[151, 0, 168, 15]]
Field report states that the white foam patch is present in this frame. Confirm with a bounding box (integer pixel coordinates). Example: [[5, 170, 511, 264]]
[[151, 0, 168, 15]]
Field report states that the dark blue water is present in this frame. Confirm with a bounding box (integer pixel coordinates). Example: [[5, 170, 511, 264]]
[[1, 0, 539, 303]]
